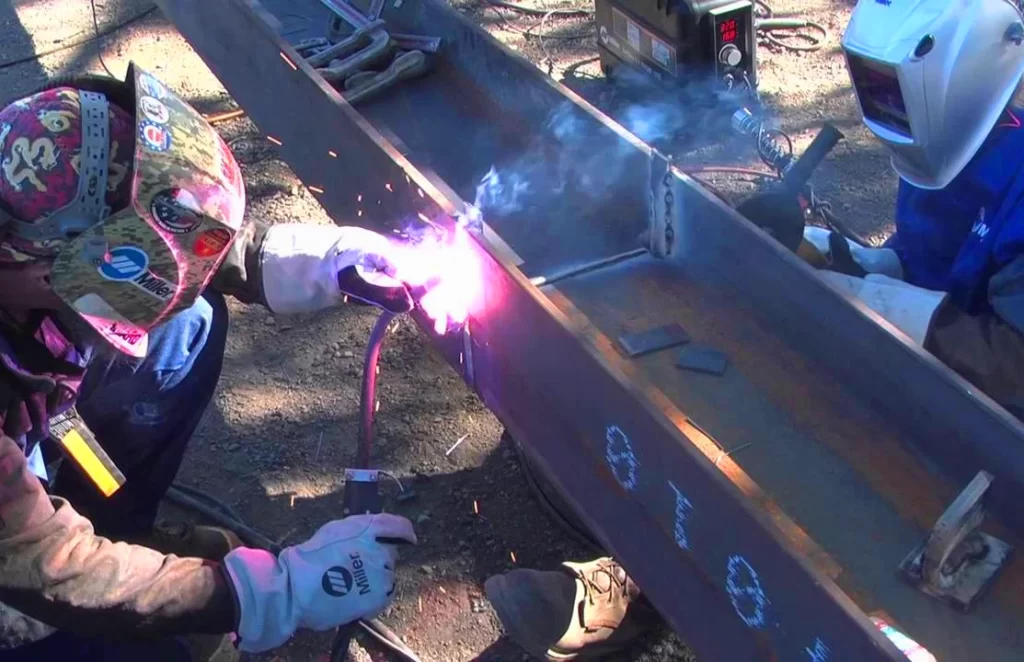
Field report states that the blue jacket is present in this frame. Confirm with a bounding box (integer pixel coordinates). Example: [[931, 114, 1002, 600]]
[[894, 108, 1024, 315], [892, 107, 1024, 418]]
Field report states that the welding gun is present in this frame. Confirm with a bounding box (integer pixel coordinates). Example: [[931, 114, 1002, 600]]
[[330, 311, 422, 662], [735, 122, 844, 253]]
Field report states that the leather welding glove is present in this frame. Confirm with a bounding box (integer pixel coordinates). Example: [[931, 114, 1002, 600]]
[[260, 224, 414, 315], [819, 271, 946, 344], [223, 513, 417, 653], [802, 227, 904, 280]]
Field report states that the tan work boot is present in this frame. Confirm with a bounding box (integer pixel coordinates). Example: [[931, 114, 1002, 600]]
[[485, 557, 659, 660]]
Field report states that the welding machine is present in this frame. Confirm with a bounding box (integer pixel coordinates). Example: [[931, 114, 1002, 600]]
[[596, 0, 757, 90]]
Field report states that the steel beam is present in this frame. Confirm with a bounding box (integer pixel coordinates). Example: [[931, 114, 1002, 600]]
[[155, 0, 1024, 659]]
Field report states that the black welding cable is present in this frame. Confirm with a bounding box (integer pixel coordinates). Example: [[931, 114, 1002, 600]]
[[754, 1, 828, 52]]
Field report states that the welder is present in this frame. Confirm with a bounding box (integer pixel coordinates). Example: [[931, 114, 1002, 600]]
[[486, 0, 1024, 658], [0, 64, 418, 660]]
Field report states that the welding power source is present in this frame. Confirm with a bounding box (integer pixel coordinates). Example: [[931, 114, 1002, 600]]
[[596, 0, 756, 88]]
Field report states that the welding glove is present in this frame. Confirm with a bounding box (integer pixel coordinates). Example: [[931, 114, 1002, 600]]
[[818, 271, 946, 344], [260, 224, 414, 314], [223, 513, 417, 653], [802, 227, 904, 280]]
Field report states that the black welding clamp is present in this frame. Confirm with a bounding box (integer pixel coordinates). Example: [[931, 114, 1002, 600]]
[[293, 0, 440, 107]]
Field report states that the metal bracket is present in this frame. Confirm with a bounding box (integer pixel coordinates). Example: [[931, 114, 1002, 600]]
[[646, 150, 682, 259], [898, 471, 1014, 612], [344, 468, 381, 483]]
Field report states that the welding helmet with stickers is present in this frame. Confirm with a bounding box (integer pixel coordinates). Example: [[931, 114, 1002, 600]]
[[0, 64, 245, 357], [842, 0, 1024, 190]]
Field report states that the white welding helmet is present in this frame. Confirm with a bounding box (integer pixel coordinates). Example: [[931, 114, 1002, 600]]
[[842, 0, 1024, 190]]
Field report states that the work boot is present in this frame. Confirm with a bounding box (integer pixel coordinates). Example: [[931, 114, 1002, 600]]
[[485, 557, 659, 660], [127, 520, 244, 561]]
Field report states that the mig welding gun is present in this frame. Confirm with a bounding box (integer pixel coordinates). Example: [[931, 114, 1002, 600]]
[[735, 121, 845, 260]]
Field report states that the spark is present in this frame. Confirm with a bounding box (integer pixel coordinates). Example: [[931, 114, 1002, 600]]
[[417, 188, 425, 198], [445, 433, 469, 456], [387, 218, 483, 335], [289, 494, 296, 508], [376, 365, 380, 375], [343, 295, 349, 304], [308, 185, 324, 194], [358, 194, 363, 202], [375, 400, 380, 413], [417, 212, 430, 223], [510, 551, 517, 563], [438, 586, 447, 594], [385, 183, 393, 192], [473, 500, 479, 515], [357, 210, 363, 217], [279, 52, 298, 70], [267, 135, 283, 146], [328, 150, 338, 158], [459, 352, 464, 365], [418, 596, 423, 613]]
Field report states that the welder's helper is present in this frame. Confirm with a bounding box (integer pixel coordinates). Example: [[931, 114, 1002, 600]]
[[843, 0, 1024, 190], [803, 227, 903, 279], [818, 272, 945, 345], [259, 224, 414, 315], [223, 513, 417, 653]]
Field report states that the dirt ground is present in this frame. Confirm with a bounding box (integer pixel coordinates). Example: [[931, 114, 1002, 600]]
[[0, 0, 895, 660]]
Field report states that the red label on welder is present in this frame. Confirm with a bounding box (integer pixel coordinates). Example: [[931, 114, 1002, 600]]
[[193, 228, 231, 257]]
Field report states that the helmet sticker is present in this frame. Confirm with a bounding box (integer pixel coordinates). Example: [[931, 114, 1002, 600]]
[[139, 96, 169, 125], [193, 228, 231, 257], [150, 188, 202, 234], [138, 73, 168, 100], [139, 120, 171, 152], [97, 245, 175, 301], [72, 292, 148, 357], [98, 245, 148, 281]]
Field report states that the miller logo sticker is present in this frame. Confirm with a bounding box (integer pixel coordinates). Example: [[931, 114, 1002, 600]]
[[139, 120, 171, 152], [98, 246, 176, 302]]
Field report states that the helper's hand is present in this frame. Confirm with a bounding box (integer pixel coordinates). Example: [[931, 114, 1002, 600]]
[[260, 224, 413, 315], [223, 513, 417, 653], [802, 227, 904, 279]]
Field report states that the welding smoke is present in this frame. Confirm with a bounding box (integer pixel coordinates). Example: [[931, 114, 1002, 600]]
[[471, 67, 763, 219]]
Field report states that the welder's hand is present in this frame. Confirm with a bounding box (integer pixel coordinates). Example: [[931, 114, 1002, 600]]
[[223, 513, 417, 653], [260, 224, 413, 315], [802, 227, 904, 279], [818, 272, 945, 344]]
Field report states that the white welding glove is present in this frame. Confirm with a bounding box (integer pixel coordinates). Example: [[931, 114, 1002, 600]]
[[803, 226, 904, 279], [819, 271, 947, 345], [261, 224, 413, 315], [223, 513, 417, 653]]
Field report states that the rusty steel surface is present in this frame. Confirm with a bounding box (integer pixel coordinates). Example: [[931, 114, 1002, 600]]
[[155, 0, 1024, 659]]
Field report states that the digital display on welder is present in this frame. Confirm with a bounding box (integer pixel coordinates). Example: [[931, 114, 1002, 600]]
[[846, 53, 912, 137], [719, 18, 738, 43]]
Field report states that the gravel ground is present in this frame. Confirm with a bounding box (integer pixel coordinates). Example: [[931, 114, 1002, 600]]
[[0, 0, 894, 660]]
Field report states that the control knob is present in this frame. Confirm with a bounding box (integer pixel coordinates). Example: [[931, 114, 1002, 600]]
[[719, 43, 743, 68]]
